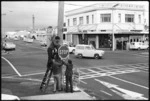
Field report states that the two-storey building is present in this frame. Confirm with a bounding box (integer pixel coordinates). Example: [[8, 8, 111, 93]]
[[64, 3, 148, 50]]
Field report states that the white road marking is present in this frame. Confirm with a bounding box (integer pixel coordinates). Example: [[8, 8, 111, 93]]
[[2, 56, 22, 77], [100, 90, 112, 96], [127, 65, 149, 73], [95, 79, 148, 100], [80, 70, 140, 80], [80, 80, 87, 84], [113, 51, 149, 57], [108, 75, 149, 89], [87, 69, 102, 74], [79, 63, 148, 69], [20, 72, 45, 77]]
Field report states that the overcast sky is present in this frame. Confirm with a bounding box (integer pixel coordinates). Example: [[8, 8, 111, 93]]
[[1, 1, 149, 33]]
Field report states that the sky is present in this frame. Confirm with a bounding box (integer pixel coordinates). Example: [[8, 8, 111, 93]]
[[1, 1, 149, 33]]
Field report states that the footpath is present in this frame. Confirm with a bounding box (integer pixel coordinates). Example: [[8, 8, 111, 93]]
[[2, 77, 94, 100]]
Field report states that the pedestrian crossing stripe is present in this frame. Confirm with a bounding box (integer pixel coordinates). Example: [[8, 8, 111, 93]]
[[78, 63, 148, 80]]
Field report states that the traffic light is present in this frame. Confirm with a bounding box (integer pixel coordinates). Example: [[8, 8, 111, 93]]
[[62, 28, 67, 32]]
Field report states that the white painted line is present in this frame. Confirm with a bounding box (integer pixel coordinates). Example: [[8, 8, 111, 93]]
[[128, 65, 149, 73], [80, 70, 141, 80], [20, 72, 45, 77], [100, 90, 112, 96], [2, 75, 18, 78], [79, 63, 148, 69], [109, 75, 149, 89], [2, 57, 22, 77], [80, 80, 87, 84]]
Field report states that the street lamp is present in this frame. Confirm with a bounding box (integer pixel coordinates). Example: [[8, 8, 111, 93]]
[[112, 3, 119, 51]]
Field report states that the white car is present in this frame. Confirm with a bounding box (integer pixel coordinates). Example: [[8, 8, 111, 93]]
[[23, 38, 33, 43], [129, 42, 149, 50], [13, 37, 19, 40], [2, 94, 20, 100], [3, 42, 16, 50], [63, 44, 75, 54], [75, 44, 105, 59], [40, 40, 47, 46]]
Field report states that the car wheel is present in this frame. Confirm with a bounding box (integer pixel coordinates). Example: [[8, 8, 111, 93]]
[[72, 49, 75, 54], [94, 54, 99, 59], [78, 54, 83, 58]]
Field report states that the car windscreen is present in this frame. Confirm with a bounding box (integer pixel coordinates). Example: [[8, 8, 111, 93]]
[[76, 46, 84, 50], [85, 46, 91, 50]]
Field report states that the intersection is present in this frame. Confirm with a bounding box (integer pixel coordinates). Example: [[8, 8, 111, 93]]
[[1, 39, 149, 100]]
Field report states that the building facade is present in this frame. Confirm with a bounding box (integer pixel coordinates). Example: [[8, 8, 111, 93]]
[[64, 3, 148, 50]]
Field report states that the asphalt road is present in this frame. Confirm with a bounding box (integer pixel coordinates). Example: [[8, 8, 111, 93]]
[[1, 39, 149, 100]]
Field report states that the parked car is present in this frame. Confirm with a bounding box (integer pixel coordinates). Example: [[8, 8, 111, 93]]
[[63, 44, 75, 54], [23, 38, 33, 43], [2, 42, 16, 50], [129, 42, 149, 50], [75, 44, 105, 59], [13, 37, 19, 41], [40, 40, 47, 47]]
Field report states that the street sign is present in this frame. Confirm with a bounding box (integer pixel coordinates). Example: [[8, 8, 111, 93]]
[[58, 45, 69, 59]]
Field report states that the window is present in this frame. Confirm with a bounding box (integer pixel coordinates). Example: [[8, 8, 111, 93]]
[[76, 46, 84, 50], [139, 15, 141, 23], [73, 18, 77, 26], [85, 46, 91, 50], [79, 17, 83, 25], [67, 19, 70, 26], [86, 15, 89, 24], [118, 13, 121, 23], [125, 14, 134, 23], [101, 14, 111, 22], [92, 15, 94, 24]]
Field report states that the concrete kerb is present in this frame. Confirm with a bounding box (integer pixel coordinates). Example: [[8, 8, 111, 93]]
[[20, 87, 94, 100]]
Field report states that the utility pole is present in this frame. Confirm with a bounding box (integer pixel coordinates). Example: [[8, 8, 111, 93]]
[[32, 14, 35, 33], [57, 1, 64, 45], [112, 3, 119, 51]]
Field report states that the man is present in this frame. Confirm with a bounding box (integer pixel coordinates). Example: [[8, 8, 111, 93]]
[[40, 36, 62, 90]]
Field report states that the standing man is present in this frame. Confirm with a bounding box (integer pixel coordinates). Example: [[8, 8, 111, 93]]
[[40, 36, 61, 90]]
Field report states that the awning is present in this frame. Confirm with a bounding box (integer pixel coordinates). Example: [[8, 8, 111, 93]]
[[67, 26, 78, 32], [67, 24, 97, 33], [78, 24, 97, 31]]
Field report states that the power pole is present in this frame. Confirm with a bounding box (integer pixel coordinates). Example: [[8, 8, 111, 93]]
[[57, 1, 64, 45], [32, 14, 35, 32]]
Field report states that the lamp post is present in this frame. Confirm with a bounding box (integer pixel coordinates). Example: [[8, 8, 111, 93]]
[[112, 3, 119, 51]]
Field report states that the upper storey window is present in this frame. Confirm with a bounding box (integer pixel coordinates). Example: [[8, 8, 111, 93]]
[[79, 17, 83, 25], [73, 18, 77, 26], [101, 14, 111, 22], [125, 14, 134, 23]]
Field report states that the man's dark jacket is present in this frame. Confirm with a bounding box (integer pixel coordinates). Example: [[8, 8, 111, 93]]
[[47, 42, 61, 69]]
